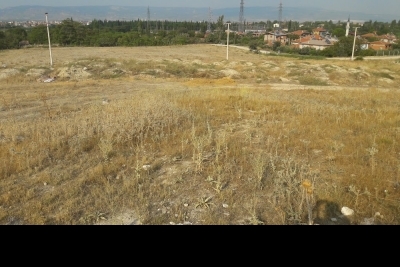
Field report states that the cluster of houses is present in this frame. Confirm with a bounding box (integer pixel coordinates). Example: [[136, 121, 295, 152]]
[[0, 20, 89, 28], [262, 23, 397, 51], [361, 32, 398, 50]]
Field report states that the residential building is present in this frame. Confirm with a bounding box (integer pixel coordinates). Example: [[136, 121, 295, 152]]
[[298, 36, 338, 51], [264, 30, 288, 45], [312, 27, 327, 36], [290, 30, 310, 38], [369, 41, 393, 50]]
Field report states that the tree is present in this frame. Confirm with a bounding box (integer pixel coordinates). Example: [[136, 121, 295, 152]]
[[216, 15, 224, 42], [287, 34, 299, 42], [332, 28, 345, 37], [74, 24, 88, 46], [249, 40, 258, 51], [55, 19, 78, 45], [28, 25, 48, 44], [3, 27, 27, 49], [272, 41, 281, 51], [390, 20, 397, 29], [0, 31, 6, 49], [327, 36, 361, 57]]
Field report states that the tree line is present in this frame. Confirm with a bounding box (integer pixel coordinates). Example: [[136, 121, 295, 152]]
[[1, 17, 399, 58], [0, 17, 226, 48]]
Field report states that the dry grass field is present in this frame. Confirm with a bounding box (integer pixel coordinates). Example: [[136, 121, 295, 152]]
[[1, 44, 400, 225]]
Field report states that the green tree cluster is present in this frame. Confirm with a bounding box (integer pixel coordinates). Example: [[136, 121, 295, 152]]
[[1, 17, 399, 58]]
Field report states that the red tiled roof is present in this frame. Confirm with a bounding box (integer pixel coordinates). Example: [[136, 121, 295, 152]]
[[313, 27, 326, 32], [370, 41, 388, 45], [300, 40, 333, 46], [379, 35, 396, 40], [361, 33, 377, 38], [290, 30, 310, 36], [292, 36, 312, 43]]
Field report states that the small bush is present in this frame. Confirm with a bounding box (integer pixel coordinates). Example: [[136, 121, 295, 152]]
[[298, 76, 328, 86], [372, 72, 395, 80]]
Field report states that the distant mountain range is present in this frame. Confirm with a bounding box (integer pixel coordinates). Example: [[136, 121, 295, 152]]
[[0, 5, 396, 23]]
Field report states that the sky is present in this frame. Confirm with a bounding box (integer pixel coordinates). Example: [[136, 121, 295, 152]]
[[0, 0, 399, 15]]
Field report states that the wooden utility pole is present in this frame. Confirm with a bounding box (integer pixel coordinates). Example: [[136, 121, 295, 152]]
[[225, 23, 231, 60], [351, 27, 359, 60], [45, 12, 53, 67]]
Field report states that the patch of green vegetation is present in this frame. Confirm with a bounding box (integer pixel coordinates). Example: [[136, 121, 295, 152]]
[[321, 65, 335, 73], [298, 76, 328, 86], [164, 62, 198, 77], [268, 53, 326, 60], [298, 55, 326, 60], [372, 72, 395, 80], [287, 70, 303, 77]]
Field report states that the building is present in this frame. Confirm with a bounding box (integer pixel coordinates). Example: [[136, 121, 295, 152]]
[[345, 17, 350, 37], [245, 29, 266, 37], [368, 41, 393, 50], [290, 29, 338, 50], [264, 30, 288, 45], [298, 37, 338, 51], [312, 27, 327, 36], [360, 32, 397, 50], [289, 30, 311, 38]]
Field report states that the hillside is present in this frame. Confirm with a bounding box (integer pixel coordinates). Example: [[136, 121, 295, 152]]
[[1, 45, 400, 225]]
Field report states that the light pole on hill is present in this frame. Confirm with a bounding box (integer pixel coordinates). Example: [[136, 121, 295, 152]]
[[45, 12, 53, 67], [351, 27, 360, 61], [225, 22, 231, 60]]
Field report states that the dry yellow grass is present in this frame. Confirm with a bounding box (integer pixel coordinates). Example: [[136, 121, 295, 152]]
[[0, 45, 399, 225]]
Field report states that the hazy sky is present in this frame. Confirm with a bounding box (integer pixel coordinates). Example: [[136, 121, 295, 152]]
[[0, 0, 399, 15]]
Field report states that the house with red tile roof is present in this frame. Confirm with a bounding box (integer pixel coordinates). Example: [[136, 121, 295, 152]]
[[359, 32, 397, 50], [289, 30, 310, 38], [299, 37, 338, 51], [291, 36, 312, 48], [361, 33, 377, 39], [369, 41, 393, 50], [378, 34, 397, 44], [312, 27, 327, 36], [264, 30, 288, 45]]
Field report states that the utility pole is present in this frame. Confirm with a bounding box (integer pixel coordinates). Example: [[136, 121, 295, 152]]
[[351, 27, 359, 61], [45, 12, 53, 67], [225, 23, 231, 60]]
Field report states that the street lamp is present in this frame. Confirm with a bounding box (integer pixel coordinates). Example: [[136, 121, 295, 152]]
[[225, 22, 231, 60], [45, 12, 53, 67], [351, 27, 359, 61]]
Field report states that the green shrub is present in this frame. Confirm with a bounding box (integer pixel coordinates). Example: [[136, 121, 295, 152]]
[[298, 76, 328, 86]]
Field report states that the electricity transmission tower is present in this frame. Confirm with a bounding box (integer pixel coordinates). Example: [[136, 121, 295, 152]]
[[207, 7, 212, 33], [278, 1, 283, 28], [239, 0, 244, 33], [147, 6, 150, 33]]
